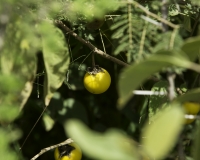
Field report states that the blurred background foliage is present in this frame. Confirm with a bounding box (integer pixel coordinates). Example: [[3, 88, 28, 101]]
[[1, 0, 200, 160]]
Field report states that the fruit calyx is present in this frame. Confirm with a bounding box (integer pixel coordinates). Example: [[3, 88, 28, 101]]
[[86, 65, 104, 75]]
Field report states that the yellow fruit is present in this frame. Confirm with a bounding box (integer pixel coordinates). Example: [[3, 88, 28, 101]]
[[83, 68, 111, 94], [183, 102, 200, 115], [54, 142, 82, 160], [183, 102, 200, 124]]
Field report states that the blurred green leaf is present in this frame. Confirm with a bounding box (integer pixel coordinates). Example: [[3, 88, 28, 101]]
[[193, 0, 200, 5], [0, 129, 22, 160], [39, 22, 70, 106], [118, 49, 200, 108], [181, 36, 200, 61], [174, 88, 200, 103], [193, 124, 200, 160], [42, 113, 55, 131], [141, 104, 184, 159], [149, 80, 169, 123], [0, 105, 19, 122], [0, 19, 38, 111], [64, 119, 139, 160]]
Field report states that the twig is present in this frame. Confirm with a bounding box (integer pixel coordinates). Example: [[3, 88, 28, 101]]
[[169, 28, 178, 49], [31, 138, 73, 160], [167, 73, 176, 101], [161, 0, 168, 32], [92, 52, 95, 68], [55, 20, 129, 67]]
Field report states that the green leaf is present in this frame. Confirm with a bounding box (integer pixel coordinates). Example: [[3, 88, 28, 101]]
[[42, 113, 55, 131], [174, 88, 200, 103], [193, 124, 200, 160], [149, 80, 169, 123], [39, 22, 70, 106], [181, 36, 200, 61], [141, 104, 184, 159], [0, 129, 22, 160], [64, 119, 139, 160], [0, 20, 38, 111], [118, 49, 200, 108]]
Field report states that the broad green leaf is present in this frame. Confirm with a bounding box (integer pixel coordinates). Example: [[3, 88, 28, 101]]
[[193, 0, 200, 6], [181, 36, 200, 61], [149, 81, 169, 123], [193, 124, 200, 160], [42, 113, 55, 131], [0, 20, 38, 111], [64, 119, 139, 160], [118, 49, 200, 108], [39, 22, 70, 106], [174, 88, 200, 103], [0, 129, 22, 160], [141, 105, 184, 159]]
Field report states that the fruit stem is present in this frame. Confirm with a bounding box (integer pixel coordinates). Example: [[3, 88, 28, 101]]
[[92, 52, 95, 68]]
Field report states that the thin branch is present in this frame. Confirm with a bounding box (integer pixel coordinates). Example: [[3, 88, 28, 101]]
[[55, 20, 129, 67], [169, 28, 178, 49], [167, 73, 176, 101], [31, 138, 73, 160], [92, 52, 95, 68], [161, 0, 168, 32]]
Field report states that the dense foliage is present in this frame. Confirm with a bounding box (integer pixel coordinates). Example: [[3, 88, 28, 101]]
[[1, 0, 200, 159]]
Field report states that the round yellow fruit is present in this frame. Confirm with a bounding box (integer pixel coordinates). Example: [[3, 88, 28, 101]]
[[83, 68, 111, 94], [183, 102, 200, 124], [183, 102, 200, 115], [54, 142, 82, 160]]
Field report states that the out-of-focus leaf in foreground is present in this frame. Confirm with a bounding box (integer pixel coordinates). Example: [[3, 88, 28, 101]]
[[193, 123, 200, 160], [118, 50, 200, 108], [141, 104, 184, 159], [0, 19, 38, 111], [64, 119, 139, 160]]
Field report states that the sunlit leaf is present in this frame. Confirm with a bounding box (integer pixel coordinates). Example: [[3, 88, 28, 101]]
[[141, 105, 184, 159], [39, 22, 70, 106], [42, 113, 55, 131], [64, 119, 139, 160], [118, 49, 200, 108], [0, 20, 38, 111]]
